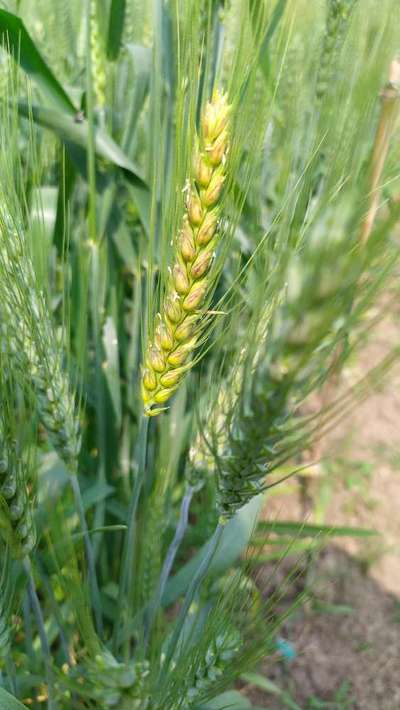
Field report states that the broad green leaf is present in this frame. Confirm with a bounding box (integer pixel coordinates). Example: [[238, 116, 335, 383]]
[[18, 102, 150, 233], [241, 672, 281, 693], [18, 102, 147, 189], [53, 149, 77, 254], [163, 495, 263, 606], [28, 186, 58, 285], [82, 481, 115, 511], [248, 540, 319, 565], [107, 0, 126, 60], [256, 520, 378, 538], [0, 9, 76, 113], [122, 44, 151, 154], [72, 525, 127, 540], [0, 688, 27, 709], [241, 673, 301, 710], [251, 0, 288, 81], [196, 690, 253, 709], [102, 316, 122, 427], [312, 600, 354, 615]]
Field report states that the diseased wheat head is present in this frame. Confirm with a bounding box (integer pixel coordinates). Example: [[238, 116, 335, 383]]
[[141, 90, 231, 416]]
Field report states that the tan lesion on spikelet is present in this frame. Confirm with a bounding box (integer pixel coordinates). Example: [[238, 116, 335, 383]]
[[141, 90, 231, 416]]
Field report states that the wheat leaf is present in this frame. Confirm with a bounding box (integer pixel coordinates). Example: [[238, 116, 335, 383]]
[[163, 495, 263, 606], [0, 688, 27, 709], [107, 0, 126, 60], [0, 8, 76, 113]]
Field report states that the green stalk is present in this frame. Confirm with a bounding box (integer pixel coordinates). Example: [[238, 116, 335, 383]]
[[5, 657, 17, 696], [69, 475, 103, 636], [144, 484, 195, 650], [114, 414, 149, 655], [23, 557, 55, 710], [159, 521, 224, 681], [85, 0, 108, 562]]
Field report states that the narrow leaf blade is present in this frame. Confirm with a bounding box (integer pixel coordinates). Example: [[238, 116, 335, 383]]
[[107, 0, 126, 60], [0, 9, 76, 113], [0, 688, 27, 709]]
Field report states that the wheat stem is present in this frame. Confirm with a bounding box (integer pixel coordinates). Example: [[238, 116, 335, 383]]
[[160, 521, 224, 682], [23, 557, 55, 710], [360, 57, 400, 244], [144, 484, 195, 649], [69, 474, 103, 636], [5, 656, 17, 696], [114, 414, 149, 656], [85, 4, 109, 558]]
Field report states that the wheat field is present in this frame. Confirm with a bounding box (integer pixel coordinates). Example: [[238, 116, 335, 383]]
[[0, 1, 399, 708]]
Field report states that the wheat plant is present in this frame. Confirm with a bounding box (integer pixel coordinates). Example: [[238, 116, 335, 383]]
[[0, 1, 399, 709]]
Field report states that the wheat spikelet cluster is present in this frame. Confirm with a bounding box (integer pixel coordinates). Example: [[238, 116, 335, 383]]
[[161, 626, 240, 710], [0, 548, 14, 656], [90, 0, 107, 109], [188, 371, 240, 489], [141, 90, 231, 416], [316, 0, 358, 102], [0, 210, 81, 471], [0, 427, 36, 558], [181, 630, 240, 707], [67, 650, 149, 708], [194, 208, 366, 519]]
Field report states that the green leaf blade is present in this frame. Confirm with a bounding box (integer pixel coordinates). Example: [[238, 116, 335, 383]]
[[0, 8, 76, 113], [0, 688, 27, 709]]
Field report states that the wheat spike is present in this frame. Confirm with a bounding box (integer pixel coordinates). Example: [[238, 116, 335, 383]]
[[0, 210, 81, 471], [198, 205, 374, 519], [141, 90, 231, 416], [0, 547, 15, 658], [67, 650, 150, 708], [159, 626, 240, 710], [90, 0, 107, 109], [0, 426, 36, 558], [316, 0, 358, 103], [181, 630, 240, 707]]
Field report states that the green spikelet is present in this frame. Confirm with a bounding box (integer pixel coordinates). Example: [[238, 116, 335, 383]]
[[316, 0, 358, 103], [0, 547, 15, 656], [124, 0, 136, 44], [188, 378, 236, 489], [141, 90, 231, 416], [207, 205, 366, 519], [52, 0, 75, 76], [67, 650, 150, 708], [0, 209, 81, 471], [0, 427, 36, 558], [161, 627, 240, 710], [183, 630, 240, 707], [90, 0, 107, 109]]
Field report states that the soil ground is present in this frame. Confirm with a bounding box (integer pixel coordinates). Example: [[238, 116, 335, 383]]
[[241, 311, 400, 709]]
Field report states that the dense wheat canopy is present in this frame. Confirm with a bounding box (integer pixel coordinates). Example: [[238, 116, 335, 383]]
[[0, 0, 398, 708]]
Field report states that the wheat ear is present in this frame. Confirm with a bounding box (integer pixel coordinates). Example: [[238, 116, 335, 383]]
[[141, 90, 231, 416], [0, 210, 81, 471], [68, 650, 149, 708], [90, 0, 107, 110], [0, 428, 36, 558]]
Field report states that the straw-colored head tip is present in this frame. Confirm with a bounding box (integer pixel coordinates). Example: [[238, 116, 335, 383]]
[[202, 90, 231, 144], [141, 88, 231, 416]]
